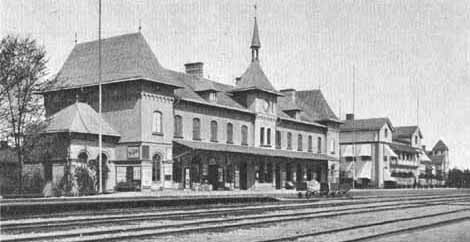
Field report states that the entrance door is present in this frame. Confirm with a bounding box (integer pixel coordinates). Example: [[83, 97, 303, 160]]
[[275, 164, 281, 189], [208, 165, 218, 190], [240, 162, 247, 190]]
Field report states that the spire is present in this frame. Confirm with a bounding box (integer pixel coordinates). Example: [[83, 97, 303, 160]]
[[250, 4, 261, 62]]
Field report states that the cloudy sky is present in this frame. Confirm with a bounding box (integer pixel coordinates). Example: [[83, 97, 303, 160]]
[[2, 0, 469, 169]]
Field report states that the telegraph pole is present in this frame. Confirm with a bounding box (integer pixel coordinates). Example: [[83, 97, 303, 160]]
[[98, 0, 103, 194], [352, 65, 356, 190]]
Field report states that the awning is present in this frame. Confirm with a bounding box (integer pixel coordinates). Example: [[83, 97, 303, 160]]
[[384, 145, 398, 158], [420, 151, 432, 162], [341, 144, 372, 157], [383, 168, 396, 182], [356, 160, 372, 179], [174, 140, 338, 161]]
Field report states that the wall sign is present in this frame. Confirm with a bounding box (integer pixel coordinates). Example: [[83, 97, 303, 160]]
[[127, 146, 139, 159]]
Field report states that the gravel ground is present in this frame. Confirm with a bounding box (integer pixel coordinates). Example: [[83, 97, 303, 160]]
[[120, 204, 469, 242], [377, 220, 470, 242]]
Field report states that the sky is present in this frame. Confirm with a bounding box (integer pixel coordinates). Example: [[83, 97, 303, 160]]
[[1, 0, 469, 169]]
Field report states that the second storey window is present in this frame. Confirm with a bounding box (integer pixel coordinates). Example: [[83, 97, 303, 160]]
[[210, 120, 218, 142], [275, 130, 281, 149], [192, 118, 201, 140], [260, 127, 265, 145], [287, 132, 292, 150], [267, 128, 271, 146], [297, 134, 303, 151], [152, 111, 162, 134], [317, 137, 322, 154], [241, 125, 248, 145], [308, 135, 313, 152], [227, 123, 233, 144], [174, 115, 183, 138]]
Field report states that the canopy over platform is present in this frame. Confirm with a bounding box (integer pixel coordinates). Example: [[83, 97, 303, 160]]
[[174, 140, 337, 161]]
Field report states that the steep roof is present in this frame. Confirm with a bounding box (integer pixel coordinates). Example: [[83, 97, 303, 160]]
[[340, 118, 393, 132], [295, 90, 339, 121], [393, 126, 423, 139], [44, 102, 120, 137], [231, 61, 280, 95], [432, 140, 448, 151], [51, 33, 182, 91], [251, 17, 261, 48]]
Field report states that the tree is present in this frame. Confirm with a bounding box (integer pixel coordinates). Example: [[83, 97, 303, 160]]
[[0, 35, 51, 193]]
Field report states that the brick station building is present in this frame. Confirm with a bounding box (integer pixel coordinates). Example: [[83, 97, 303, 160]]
[[39, 17, 340, 192]]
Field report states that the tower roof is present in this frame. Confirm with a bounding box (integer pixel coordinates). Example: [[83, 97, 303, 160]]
[[251, 17, 261, 49], [433, 139, 449, 151], [231, 61, 280, 95]]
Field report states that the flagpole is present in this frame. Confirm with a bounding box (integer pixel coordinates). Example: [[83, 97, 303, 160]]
[[98, 0, 103, 194]]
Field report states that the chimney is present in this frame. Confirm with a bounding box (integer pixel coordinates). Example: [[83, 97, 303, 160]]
[[422, 145, 426, 151], [184, 62, 204, 78], [346, 113, 354, 120], [235, 77, 242, 86], [280, 89, 296, 103]]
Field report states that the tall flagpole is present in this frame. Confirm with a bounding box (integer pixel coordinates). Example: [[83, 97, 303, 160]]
[[98, 0, 103, 194], [352, 65, 356, 190]]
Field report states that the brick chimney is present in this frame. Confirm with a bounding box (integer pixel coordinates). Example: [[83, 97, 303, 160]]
[[184, 62, 204, 78], [346, 113, 354, 120]]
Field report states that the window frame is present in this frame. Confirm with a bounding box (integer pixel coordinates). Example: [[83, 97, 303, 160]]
[[241, 125, 248, 146], [308, 135, 313, 152], [317, 137, 322, 154], [174, 115, 183, 138], [275, 130, 281, 149], [266, 128, 271, 146], [260, 127, 265, 145], [297, 134, 303, 151], [226, 122, 234, 144], [192, 117, 201, 141], [210, 120, 218, 142], [152, 111, 163, 135], [287, 132, 292, 150]]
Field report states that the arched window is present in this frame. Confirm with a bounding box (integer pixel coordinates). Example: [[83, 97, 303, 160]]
[[78, 152, 88, 163], [210, 120, 218, 142], [287, 132, 292, 150], [226, 123, 233, 144], [174, 115, 183, 138], [317, 137, 322, 154], [308, 135, 313, 152], [297, 134, 303, 151], [152, 154, 161, 182], [152, 111, 162, 134], [241, 125, 248, 145], [267, 128, 271, 145], [192, 118, 201, 140]]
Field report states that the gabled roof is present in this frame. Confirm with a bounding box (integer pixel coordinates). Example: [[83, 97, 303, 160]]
[[50, 33, 182, 91], [393, 126, 423, 139], [340, 117, 393, 132], [432, 140, 448, 151], [231, 61, 280, 95], [295, 90, 340, 122], [44, 102, 120, 137]]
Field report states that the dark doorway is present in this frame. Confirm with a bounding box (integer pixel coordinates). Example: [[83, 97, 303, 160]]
[[208, 165, 218, 190], [44, 163, 53, 182], [296, 163, 302, 184], [275, 164, 281, 189], [240, 161, 248, 190]]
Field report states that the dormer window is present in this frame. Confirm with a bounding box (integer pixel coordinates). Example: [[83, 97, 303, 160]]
[[208, 91, 217, 102]]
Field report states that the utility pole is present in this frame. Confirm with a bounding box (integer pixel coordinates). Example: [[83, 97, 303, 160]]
[[352, 65, 356, 190], [98, 0, 103, 194]]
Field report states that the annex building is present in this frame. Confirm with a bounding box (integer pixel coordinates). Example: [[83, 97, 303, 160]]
[[39, 17, 340, 192]]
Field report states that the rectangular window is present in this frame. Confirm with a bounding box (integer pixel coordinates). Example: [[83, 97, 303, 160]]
[[308, 135, 313, 152], [267, 128, 271, 146], [241, 125, 248, 145], [275, 130, 281, 149], [152, 111, 162, 134], [192, 118, 201, 140], [287, 132, 292, 150], [174, 115, 183, 138], [260, 127, 265, 145], [317, 137, 322, 154], [297, 134, 303, 151], [227, 123, 233, 144], [210, 120, 218, 142], [330, 139, 335, 154]]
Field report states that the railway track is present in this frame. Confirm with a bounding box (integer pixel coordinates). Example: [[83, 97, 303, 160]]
[[1, 190, 464, 221], [2, 193, 469, 232], [2, 195, 469, 242]]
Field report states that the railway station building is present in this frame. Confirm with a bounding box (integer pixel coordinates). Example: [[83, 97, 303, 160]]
[[38, 17, 340, 192]]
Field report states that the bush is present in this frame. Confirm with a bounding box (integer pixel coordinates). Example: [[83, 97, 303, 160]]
[[74, 166, 96, 195]]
